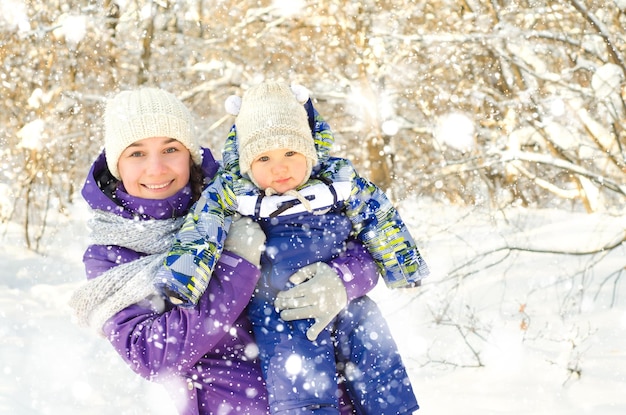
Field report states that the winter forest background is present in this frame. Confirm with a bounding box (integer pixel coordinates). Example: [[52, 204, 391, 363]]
[[1, 0, 625, 414]]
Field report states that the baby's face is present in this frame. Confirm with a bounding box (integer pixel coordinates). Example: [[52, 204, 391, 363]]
[[117, 136, 192, 199], [250, 148, 308, 193]]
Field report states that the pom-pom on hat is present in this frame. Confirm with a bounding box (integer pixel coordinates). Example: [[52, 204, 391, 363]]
[[104, 87, 202, 180], [228, 81, 318, 185]]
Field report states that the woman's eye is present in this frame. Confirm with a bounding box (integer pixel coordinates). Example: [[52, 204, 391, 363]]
[[164, 147, 178, 154], [129, 151, 143, 158]]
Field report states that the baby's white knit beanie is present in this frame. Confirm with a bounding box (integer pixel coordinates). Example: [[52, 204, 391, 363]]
[[104, 87, 202, 179], [233, 81, 318, 181]]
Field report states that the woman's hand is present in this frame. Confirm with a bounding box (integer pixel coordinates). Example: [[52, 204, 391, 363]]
[[274, 262, 347, 341], [223, 215, 266, 268]]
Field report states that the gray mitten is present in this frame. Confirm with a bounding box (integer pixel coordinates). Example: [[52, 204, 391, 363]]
[[274, 262, 348, 341], [223, 215, 266, 267]]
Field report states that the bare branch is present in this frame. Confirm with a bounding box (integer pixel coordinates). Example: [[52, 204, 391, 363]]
[[567, 0, 626, 71], [499, 150, 626, 196]]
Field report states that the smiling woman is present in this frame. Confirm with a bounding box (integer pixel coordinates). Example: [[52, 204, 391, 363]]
[[102, 87, 202, 182], [68, 87, 273, 414], [99, 87, 206, 213], [117, 137, 193, 199]]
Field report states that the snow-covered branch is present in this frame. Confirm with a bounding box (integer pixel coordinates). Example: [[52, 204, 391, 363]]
[[568, 0, 626, 71], [498, 150, 626, 196]]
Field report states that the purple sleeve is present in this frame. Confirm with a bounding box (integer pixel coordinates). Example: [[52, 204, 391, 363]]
[[102, 251, 260, 379], [83, 244, 140, 279], [328, 239, 379, 302]]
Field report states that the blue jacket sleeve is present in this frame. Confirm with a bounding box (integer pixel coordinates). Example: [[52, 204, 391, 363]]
[[319, 158, 430, 288], [161, 172, 240, 305]]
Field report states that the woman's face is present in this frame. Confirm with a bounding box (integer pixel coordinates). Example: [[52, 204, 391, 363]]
[[117, 136, 192, 199], [250, 148, 308, 193]]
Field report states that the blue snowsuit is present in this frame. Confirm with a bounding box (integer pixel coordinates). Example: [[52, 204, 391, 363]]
[[161, 99, 429, 414], [243, 181, 419, 414]]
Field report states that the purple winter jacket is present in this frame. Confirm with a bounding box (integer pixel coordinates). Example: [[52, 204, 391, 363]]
[[81, 149, 379, 415]]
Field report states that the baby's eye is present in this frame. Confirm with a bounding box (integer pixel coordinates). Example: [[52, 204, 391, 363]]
[[257, 155, 270, 162], [285, 151, 296, 157]]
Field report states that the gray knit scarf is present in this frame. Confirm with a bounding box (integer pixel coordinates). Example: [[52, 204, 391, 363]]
[[69, 210, 184, 336]]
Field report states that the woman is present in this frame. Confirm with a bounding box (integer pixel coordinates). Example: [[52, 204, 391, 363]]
[[69, 87, 380, 415]]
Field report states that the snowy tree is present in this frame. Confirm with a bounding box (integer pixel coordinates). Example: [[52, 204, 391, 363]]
[[1, 0, 626, 247]]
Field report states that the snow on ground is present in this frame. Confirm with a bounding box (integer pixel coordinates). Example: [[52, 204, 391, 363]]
[[1, 198, 624, 414]]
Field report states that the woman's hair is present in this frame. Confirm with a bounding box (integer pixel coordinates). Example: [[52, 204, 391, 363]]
[[190, 162, 204, 203]]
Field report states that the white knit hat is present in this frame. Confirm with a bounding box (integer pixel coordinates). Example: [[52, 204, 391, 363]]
[[104, 87, 202, 179], [231, 81, 318, 183]]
